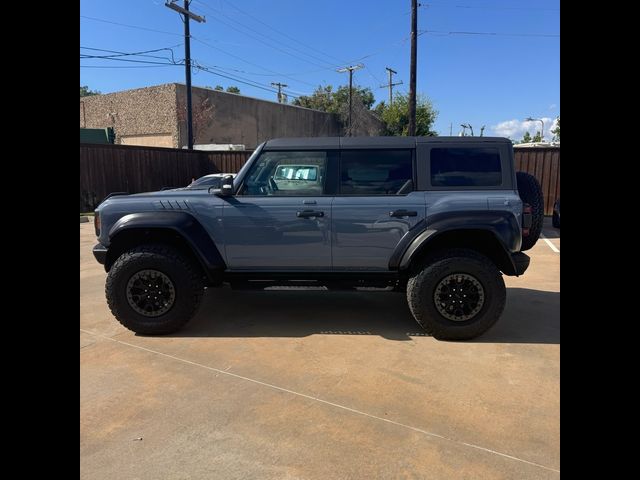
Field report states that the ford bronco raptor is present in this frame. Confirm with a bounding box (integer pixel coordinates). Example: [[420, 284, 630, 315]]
[[93, 136, 543, 340]]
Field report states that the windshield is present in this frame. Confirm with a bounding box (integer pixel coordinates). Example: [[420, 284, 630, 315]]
[[234, 143, 263, 189]]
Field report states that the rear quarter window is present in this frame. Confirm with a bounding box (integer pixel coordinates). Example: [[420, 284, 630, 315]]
[[431, 147, 502, 187]]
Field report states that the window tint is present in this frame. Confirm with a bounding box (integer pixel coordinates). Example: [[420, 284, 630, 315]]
[[241, 151, 327, 196], [431, 148, 502, 187], [340, 150, 413, 195]]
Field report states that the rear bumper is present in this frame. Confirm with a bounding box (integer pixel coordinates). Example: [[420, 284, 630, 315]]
[[510, 251, 530, 276], [93, 243, 108, 265]]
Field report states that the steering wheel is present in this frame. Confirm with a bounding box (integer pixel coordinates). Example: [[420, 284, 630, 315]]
[[269, 177, 279, 192]]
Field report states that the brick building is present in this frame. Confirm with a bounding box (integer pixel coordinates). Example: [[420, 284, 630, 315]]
[[80, 83, 384, 149]]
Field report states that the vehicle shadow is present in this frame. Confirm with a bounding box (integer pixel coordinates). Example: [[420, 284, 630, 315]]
[[171, 287, 559, 344]]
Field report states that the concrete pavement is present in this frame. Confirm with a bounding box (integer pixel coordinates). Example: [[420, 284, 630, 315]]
[[80, 220, 560, 479]]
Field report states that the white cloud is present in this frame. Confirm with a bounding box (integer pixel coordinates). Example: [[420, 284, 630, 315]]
[[490, 117, 558, 140]]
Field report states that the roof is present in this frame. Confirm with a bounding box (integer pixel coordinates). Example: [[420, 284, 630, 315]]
[[263, 136, 512, 150], [513, 142, 560, 148]]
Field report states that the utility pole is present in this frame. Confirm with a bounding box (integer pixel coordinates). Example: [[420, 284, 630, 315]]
[[337, 64, 364, 136], [449, 123, 452, 136], [408, 0, 418, 135], [271, 82, 288, 103], [165, 1, 205, 150], [379, 67, 403, 104]]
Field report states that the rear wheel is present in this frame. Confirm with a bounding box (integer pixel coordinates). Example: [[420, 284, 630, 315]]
[[516, 171, 544, 251], [106, 244, 205, 335], [552, 211, 560, 228], [406, 249, 506, 340]]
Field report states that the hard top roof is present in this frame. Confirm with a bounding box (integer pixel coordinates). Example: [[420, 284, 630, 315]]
[[263, 136, 511, 150]]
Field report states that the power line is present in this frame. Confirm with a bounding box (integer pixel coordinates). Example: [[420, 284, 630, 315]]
[[79, 56, 181, 66], [79, 45, 308, 97], [194, 0, 414, 83], [420, 2, 559, 11], [191, 61, 303, 99], [80, 46, 179, 63], [80, 15, 184, 37], [210, 0, 349, 65], [191, 35, 317, 88], [80, 14, 320, 89], [80, 64, 177, 69], [419, 29, 559, 37], [193, 0, 338, 69]]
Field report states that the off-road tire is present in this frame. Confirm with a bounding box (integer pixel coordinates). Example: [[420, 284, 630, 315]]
[[552, 211, 560, 228], [516, 171, 544, 251], [106, 244, 204, 335], [406, 249, 506, 340]]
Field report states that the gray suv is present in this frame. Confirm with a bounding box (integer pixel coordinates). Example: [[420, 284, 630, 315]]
[[93, 136, 543, 340]]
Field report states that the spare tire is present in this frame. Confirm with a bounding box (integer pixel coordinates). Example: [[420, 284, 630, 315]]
[[516, 171, 544, 251]]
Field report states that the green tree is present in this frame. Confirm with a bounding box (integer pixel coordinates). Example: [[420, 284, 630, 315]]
[[532, 131, 542, 142], [80, 85, 100, 97], [521, 131, 532, 143], [293, 84, 375, 114], [374, 93, 438, 136], [214, 85, 224, 91], [551, 116, 560, 141], [226, 86, 240, 94]]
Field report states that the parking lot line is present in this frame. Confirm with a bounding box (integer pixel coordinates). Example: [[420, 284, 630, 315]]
[[540, 234, 560, 253], [81, 327, 560, 474]]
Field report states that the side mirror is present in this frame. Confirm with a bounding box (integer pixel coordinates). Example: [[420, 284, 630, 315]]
[[211, 175, 234, 197]]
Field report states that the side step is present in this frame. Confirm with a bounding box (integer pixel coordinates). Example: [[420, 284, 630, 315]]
[[227, 279, 399, 291]]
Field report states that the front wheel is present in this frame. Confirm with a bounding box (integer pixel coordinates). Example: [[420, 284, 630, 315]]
[[406, 249, 506, 340], [105, 244, 205, 335]]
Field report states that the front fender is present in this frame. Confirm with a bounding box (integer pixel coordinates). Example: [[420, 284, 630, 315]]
[[109, 211, 225, 271]]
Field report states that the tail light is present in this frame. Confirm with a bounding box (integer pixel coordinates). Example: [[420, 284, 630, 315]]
[[94, 213, 100, 237]]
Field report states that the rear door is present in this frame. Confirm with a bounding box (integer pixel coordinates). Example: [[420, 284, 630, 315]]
[[331, 148, 426, 270]]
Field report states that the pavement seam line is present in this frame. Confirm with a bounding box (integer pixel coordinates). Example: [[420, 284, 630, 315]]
[[80, 328, 560, 474], [540, 234, 560, 253]]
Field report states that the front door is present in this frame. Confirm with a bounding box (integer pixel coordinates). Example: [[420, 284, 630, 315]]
[[223, 150, 333, 270], [332, 149, 426, 270]]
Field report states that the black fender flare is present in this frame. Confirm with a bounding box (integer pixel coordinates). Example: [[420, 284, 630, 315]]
[[389, 211, 521, 273], [108, 211, 226, 272]]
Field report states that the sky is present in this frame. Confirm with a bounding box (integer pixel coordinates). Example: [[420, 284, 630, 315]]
[[80, 0, 560, 140]]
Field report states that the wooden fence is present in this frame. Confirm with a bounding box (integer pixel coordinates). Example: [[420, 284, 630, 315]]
[[80, 143, 252, 212], [81, 143, 560, 215], [513, 147, 560, 216]]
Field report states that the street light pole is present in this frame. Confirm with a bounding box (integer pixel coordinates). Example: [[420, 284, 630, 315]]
[[526, 117, 545, 141], [337, 64, 364, 136]]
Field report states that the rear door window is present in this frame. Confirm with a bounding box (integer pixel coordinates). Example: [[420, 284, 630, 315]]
[[339, 150, 413, 195]]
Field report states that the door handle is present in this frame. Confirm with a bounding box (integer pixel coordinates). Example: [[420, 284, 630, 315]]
[[297, 210, 324, 218], [389, 209, 417, 218]]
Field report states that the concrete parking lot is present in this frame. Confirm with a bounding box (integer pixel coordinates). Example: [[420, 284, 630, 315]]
[[80, 220, 559, 480]]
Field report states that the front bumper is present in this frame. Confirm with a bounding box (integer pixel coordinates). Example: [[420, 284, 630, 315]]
[[93, 243, 108, 265]]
